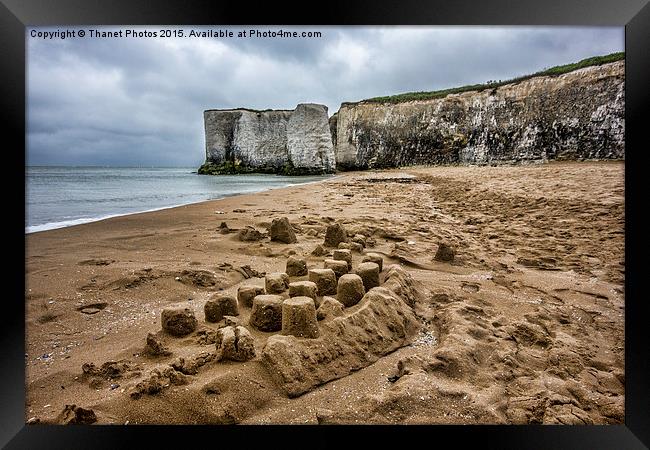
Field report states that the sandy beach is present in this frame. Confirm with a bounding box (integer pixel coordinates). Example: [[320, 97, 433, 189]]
[[25, 161, 625, 425]]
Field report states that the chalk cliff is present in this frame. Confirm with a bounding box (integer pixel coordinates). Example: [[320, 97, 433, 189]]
[[199, 103, 335, 175], [334, 60, 624, 169], [199, 58, 624, 175]]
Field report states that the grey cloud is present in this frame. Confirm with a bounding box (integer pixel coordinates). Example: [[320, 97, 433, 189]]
[[27, 26, 623, 167]]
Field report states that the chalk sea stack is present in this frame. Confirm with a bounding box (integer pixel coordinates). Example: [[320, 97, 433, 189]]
[[199, 103, 335, 175]]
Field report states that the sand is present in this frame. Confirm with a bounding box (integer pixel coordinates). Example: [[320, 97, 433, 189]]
[[25, 161, 625, 425]]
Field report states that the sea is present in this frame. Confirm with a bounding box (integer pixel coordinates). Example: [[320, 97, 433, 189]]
[[26, 166, 333, 234]]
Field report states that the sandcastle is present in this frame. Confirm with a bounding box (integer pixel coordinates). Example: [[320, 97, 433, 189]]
[[281, 296, 319, 338], [336, 274, 365, 307], [265, 272, 290, 294], [286, 256, 308, 277], [354, 262, 380, 291], [324, 259, 348, 279], [237, 285, 265, 308], [333, 249, 353, 271], [161, 308, 198, 336], [144, 221, 424, 405], [249, 294, 284, 331], [204, 293, 239, 322], [362, 253, 383, 271], [308, 268, 337, 296], [289, 280, 318, 304]]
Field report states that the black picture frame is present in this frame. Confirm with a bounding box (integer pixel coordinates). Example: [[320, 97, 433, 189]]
[[2, 0, 648, 448]]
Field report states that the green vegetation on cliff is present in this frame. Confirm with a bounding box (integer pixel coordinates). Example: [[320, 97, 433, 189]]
[[348, 52, 624, 105]]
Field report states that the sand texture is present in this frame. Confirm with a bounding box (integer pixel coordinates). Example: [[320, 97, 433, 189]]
[[25, 161, 624, 425]]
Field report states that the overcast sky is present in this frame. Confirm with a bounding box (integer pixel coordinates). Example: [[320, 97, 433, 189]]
[[27, 26, 623, 167]]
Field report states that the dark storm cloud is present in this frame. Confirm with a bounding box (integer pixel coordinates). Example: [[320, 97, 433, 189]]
[[27, 26, 623, 167]]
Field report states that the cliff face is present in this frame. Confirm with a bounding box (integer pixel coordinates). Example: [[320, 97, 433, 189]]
[[201, 103, 335, 175], [335, 61, 624, 169]]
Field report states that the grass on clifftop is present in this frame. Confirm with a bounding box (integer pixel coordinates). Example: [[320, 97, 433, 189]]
[[350, 52, 624, 105]]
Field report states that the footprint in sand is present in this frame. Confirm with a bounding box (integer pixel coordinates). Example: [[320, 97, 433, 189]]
[[78, 259, 115, 266], [461, 282, 480, 293], [77, 302, 108, 315]]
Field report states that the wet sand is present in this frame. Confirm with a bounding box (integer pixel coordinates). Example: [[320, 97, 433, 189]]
[[25, 161, 624, 424]]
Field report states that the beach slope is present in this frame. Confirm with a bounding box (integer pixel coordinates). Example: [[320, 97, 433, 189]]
[[25, 161, 624, 424]]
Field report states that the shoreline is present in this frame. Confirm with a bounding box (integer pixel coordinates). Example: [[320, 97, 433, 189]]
[[26, 160, 624, 235], [26, 173, 344, 235]]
